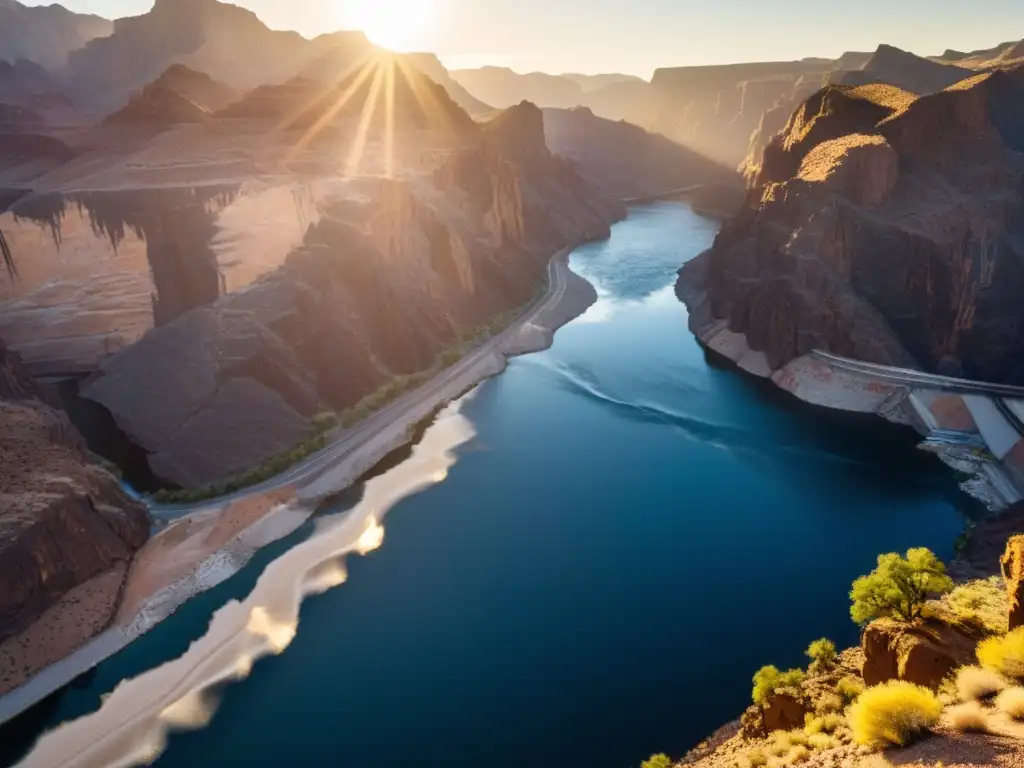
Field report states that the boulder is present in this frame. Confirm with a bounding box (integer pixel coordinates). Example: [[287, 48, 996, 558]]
[[740, 705, 767, 739], [1001, 535, 1024, 630], [862, 618, 979, 689], [762, 689, 808, 733]]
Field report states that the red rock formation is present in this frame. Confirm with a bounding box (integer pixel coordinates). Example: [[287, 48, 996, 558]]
[[678, 66, 1024, 384], [861, 618, 980, 689]]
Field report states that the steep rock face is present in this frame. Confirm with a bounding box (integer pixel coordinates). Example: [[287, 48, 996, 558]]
[[0, 337, 150, 641], [0, 0, 112, 72], [541, 106, 742, 202], [862, 618, 980, 689], [835, 45, 972, 94], [1002, 535, 1024, 630], [81, 101, 624, 487], [678, 68, 1024, 384]]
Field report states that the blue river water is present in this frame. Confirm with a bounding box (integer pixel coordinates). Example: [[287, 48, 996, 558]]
[[6, 203, 970, 768]]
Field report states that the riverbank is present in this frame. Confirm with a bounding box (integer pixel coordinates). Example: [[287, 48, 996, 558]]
[[0, 245, 599, 729]]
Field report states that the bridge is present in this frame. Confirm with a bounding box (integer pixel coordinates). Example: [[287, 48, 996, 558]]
[[809, 350, 1024, 507]]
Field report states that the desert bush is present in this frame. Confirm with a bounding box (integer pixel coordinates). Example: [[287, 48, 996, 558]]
[[947, 701, 988, 733], [815, 692, 844, 714], [930, 576, 1009, 634], [753, 666, 806, 705], [995, 686, 1024, 719], [737, 748, 768, 768], [850, 548, 953, 624], [847, 681, 942, 748], [805, 712, 844, 734], [640, 755, 671, 768], [806, 638, 837, 670], [978, 628, 1024, 679], [836, 676, 865, 705], [784, 745, 809, 765], [806, 732, 836, 751], [955, 665, 1007, 701]]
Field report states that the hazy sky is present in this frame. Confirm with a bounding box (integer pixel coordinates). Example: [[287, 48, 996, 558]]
[[21, 0, 1024, 76]]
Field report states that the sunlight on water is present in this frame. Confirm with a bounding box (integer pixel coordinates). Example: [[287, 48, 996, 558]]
[[18, 398, 477, 768]]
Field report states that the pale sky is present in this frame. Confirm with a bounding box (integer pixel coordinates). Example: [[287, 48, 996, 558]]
[[21, 0, 1024, 77]]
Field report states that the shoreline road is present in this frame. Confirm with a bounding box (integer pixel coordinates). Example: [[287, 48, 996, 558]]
[[149, 249, 570, 518]]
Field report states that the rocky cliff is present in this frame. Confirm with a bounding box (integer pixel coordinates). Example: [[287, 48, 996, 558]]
[[78, 101, 624, 487], [677, 67, 1024, 385], [103, 64, 239, 126], [834, 44, 972, 95], [0, 337, 150, 642]]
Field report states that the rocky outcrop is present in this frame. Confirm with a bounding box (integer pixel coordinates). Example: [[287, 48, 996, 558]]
[[541, 106, 742, 202], [1001, 535, 1024, 630], [861, 618, 980, 689], [678, 66, 1024, 385], [77, 101, 623, 487], [0, 337, 150, 641], [835, 45, 971, 95], [762, 691, 807, 733], [103, 65, 239, 126], [0, 0, 112, 72]]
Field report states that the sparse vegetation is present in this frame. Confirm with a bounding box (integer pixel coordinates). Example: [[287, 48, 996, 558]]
[[805, 712, 844, 735], [947, 701, 988, 733], [995, 686, 1024, 719], [640, 754, 672, 768], [836, 675, 865, 705], [814, 692, 844, 714], [977, 628, 1024, 679], [847, 680, 942, 748], [928, 576, 1009, 635], [955, 665, 1007, 702], [737, 748, 768, 768], [806, 732, 836, 751], [850, 548, 954, 624], [805, 638, 837, 671], [752, 665, 806, 705]]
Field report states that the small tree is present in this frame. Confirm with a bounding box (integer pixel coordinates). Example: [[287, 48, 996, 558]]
[[806, 638, 837, 670], [850, 548, 953, 624], [640, 755, 672, 768], [752, 665, 806, 705]]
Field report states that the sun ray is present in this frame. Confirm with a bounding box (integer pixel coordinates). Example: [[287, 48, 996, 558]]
[[288, 56, 380, 158], [384, 58, 396, 178], [393, 56, 458, 138], [345, 63, 386, 176]]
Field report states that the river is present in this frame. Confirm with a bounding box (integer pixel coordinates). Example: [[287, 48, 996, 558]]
[[5, 202, 969, 768]]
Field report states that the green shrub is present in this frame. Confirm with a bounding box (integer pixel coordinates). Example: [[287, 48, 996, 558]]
[[836, 676, 864, 705], [977, 627, 1024, 679], [752, 665, 806, 705], [847, 681, 942, 748], [850, 548, 953, 624], [806, 638, 837, 669], [805, 712, 843, 734], [640, 754, 671, 768]]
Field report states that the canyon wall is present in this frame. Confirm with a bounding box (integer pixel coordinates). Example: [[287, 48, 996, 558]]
[[677, 68, 1024, 385]]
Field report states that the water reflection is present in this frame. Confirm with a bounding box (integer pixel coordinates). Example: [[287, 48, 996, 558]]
[[0, 182, 326, 375]]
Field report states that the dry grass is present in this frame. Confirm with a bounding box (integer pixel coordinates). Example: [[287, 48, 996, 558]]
[[805, 712, 844, 734], [815, 692, 844, 714], [978, 628, 1024, 679], [930, 576, 1009, 635], [955, 665, 1008, 701], [996, 686, 1024, 720], [847, 681, 943, 748], [836, 675, 864, 705], [806, 732, 837, 751], [947, 701, 989, 733]]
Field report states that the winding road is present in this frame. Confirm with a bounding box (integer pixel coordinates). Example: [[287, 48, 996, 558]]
[[150, 247, 570, 518]]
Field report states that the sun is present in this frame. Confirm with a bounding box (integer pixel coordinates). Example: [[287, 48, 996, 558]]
[[342, 0, 434, 52]]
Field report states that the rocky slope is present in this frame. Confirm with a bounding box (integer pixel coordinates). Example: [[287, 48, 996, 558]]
[[104, 64, 239, 125], [677, 66, 1024, 385], [0, 57, 73, 112], [74, 100, 624, 487], [0, 0, 112, 72], [541, 106, 743, 209], [0, 337, 150, 642]]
